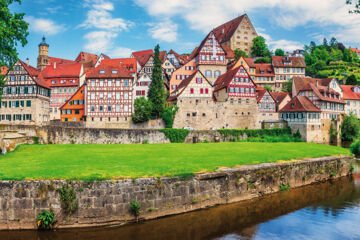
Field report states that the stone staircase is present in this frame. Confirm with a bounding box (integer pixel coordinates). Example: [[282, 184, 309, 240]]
[[0, 130, 34, 154]]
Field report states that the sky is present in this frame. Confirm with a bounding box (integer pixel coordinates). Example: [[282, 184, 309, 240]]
[[10, 0, 360, 67]]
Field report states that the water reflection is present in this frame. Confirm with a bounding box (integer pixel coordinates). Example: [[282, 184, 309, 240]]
[[1, 165, 360, 240]]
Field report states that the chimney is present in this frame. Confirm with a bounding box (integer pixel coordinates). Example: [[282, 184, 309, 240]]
[[315, 81, 318, 87], [54, 62, 56, 69], [26, 58, 29, 65], [222, 28, 224, 34]]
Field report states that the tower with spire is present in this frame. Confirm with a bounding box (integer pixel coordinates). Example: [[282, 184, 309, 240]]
[[37, 36, 49, 71]]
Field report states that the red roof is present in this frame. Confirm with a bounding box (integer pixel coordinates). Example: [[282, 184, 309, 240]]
[[350, 47, 360, 54], [41, 62, 82, 79], [280, 96, 320, 112], [293, 76, 333, 95], [132, 49, 153, 58], [0, 66, 9, 75], [256, 88, 267, 103], [271, 56, 305, 68], [168, 49, 187, 65], [75, 52, 99, 64], [19, 60, 50, 89], [49, 57, 74, 65], [221, 45, 235, 59], [159, 51, 167, 64], [299, 83, 344, 104], [212, 15, 246, 44], [270, 92, 290, 105], [86, 64, 132, 79], [213, 66, 255, 92], [99, 58, 137, 74], [341, 85, 360, 100], [255, 63, 275, 77]]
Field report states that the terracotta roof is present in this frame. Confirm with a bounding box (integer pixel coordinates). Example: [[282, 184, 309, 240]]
[[132, 49, 153, 58], [86, 64, 132, 79], [60, 84, 85, 110], [280, 96, 320, 112], [19, 60, 50, 89], [41, 62, 82, 79], [350, 47, 360, 54], [270, 92, 290, 105], [299, 83, 345, 104], [255, 63, 274, 77], [212, 15, 246, 44], [221, 45, 234, 59], [271, 56, 305, 68], [341, 85, 360, 100], [244, 58, 256, 67], [48, 57, 74, 65], [293, 76, 333, 95], [213, 66, 255, 92], [99, 58, 137, 74], [159, 51, 167, 64], [75, 52, 99, 64], [191, 31, 227, 61], [189, 47, 199, 60], [256, 88, 267, 103], [168, 49, 187, 65], [100, 53, 111, 59], [0, 66, 9, 75]]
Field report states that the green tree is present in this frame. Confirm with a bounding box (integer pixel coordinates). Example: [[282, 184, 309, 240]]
[[148, 44, 166, 118], [0, 0, 29, 98], [131, 97, 152, 123], [346, 0, 360, 13], [341, 113, 360, 142], [346, 74, 358, 85], [161, 105, 178, 128], [274, 48, 285, 56], [282, 79, 293, 93], [234, 49, 248, 59], [254, 57, 271, 64], [251, 36, 271, 57], [264, 84, 272, 92]]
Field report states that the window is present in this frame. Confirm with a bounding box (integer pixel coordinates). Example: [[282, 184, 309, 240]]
[[112, 70, 118, 74], [205, 70, 212, 77], [116, 105, 120, 112], [107, 105, 112, 112], [219, 56, 224, 61], [91, 105, 95, 112], [91, 92, 95, 100], [196, 78, 202, 84], [124, 104, 129, 112], [200, 88, 204, 94], [116, 92, 120, 99], [124, 92, 129, 100], [108, 92, 112, 99], [100, 80, 104, 87], [200, 55, 206, 60], [99, 105, 103, 112], [116, 80, 120, 87], [205, 88, 209, 94], [124, 80, 129, 87], [100, 92, 104, 99], [246, 99, 249, 104], [26, 100, 31, 107], [214, 71, 221, 77], [108, 80, 112, 86], [190, 88, 194, 94]]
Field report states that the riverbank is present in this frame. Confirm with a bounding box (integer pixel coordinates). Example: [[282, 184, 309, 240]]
[[0, 155, 354, 230]]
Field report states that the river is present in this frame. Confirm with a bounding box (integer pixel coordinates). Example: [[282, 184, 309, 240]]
[[1, 162, 360, 240]]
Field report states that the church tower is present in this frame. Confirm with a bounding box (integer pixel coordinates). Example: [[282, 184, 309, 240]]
[[37, 36, 49, 71]]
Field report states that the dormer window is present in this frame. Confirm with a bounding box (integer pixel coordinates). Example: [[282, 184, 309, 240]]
[[99, 70, 105, 74], [354, 86, 360, 93], [112, 70, 118, 74], [291, 103, 295, 109]]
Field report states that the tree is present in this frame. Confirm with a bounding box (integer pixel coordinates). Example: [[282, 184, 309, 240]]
[[234, 49, 248, 59], [131, 97, 153, 123], [251, 36, 271, 57], [282, 79, 292, 93], [264, 84, 272, 92], [254, 57, 271, 64], [274, 48, 285, 56], [329, 37, 338, 48], [341, 113, 360, 142], [346, 0, 360, 13], [161, 105, 178, 128], [148, 44, 166, 118], [0, 0, 29, 99], [346, 74, 358, 85]]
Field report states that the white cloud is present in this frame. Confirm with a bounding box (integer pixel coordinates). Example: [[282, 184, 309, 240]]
[[111, 47, 134, 58], [25, 16, 65, 35], [84, 31, 117, 53], [148, 21, 178, 42], [45, 6, 62, 14], [269, 39, 303, 52]]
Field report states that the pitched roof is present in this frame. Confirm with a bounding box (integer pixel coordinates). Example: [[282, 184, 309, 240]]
[[299, 83, 345, 104], [256, 88, 267, 103], [341, 85, 360, 100], [159, 51, 167, 64], [132, 49, 153, 57], [0, 66, 9, 75], [212, 15, 246, 44], [168, 49, 187, 65], [213, 66, 255, 92], [41, 62, 82, 79], [280, 96, 320, 112], [86, 64, 132, 79], [48, 57, 74, 65], [99, 58, 137, 74], [60, 84, 85, 110], [255, 63, 275, 77], [75, 52, 99, 64], [271, 56, 306, 68], [293, 76, 333, 95], [270, 92, 290, 105], [350, 47, 360, 54], [191, 31, 226, 60], [221, 45, 235, 59], [189, 47, 199, 60], [18, 60, 50, 89]]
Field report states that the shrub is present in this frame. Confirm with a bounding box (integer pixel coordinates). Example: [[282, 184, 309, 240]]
[[293, 129, 302, 140], [341, 114, 360, 142], [130, 200, 141, 217], [57, 184, 78, 215], [350, 140, 360, 157], [32, 136, 39, 144], [37, 210, 56, 230], [279, 183, 290, 191], [160, 128, 190, 143], [217, 128, 292, 140], [161, 105, 178, 128], [132, 97, 152, 123]]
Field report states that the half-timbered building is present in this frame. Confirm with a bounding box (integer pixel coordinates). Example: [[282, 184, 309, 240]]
[[60, 85, 85, 122], [272, 56, 306, 91], [256, 87, 278, 125], [0, 60, 50, 125]]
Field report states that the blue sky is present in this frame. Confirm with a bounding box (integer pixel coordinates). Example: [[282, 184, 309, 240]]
[[11, 0, 360, 67]]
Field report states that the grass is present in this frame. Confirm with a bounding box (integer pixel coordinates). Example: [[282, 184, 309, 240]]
[[0, 143, 350, 180]]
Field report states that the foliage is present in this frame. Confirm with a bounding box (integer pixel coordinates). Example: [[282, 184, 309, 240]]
[[281, 79, 292, 93], [293, 129, 302, 139], [340, 114, 360, 142], [57, 184, 78, 215], [159, 128, 190, 143], [279, 183, 290, 191], [254, 57, 271, 64], [218, 128, 291, 139], [251, 36, 272, 58], [0, 0, 29, 99], [274, 48, 285, 56], [37, 210, 55, 230], [346, 74, 357, 85], [130, 200, 141, 217], [346, 0, 360, 13], [131, 97, 153, 123], [234, 49, 249, 59], [32, 136, 39, 144], [329, 122, 338, 143], [148, 44, 166, 118], [161, 105, 178, 128], [263, 85, 272, 92], [350, 140, 360, 157]]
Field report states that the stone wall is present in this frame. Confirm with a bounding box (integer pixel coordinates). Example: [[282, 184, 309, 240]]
[[0, 156, 354, 230]]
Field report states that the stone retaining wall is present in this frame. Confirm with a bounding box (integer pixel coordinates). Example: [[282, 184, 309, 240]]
[[0, 156, 354, 230]]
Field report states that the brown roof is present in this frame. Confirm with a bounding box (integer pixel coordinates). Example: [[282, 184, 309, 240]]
[[221, 45, 234, 59], [271, 56, 305, 68], [213, 66, 255, 92], [280, 96, 320, 112], [75, 52, 99, 65], [168, 49, 187, 65], [299, 83, 345, 104], [293, 76, 333, 95], [159, 51, 167, 64], [86, 64, 132, 79], [212, 15, 245, 44], [255, 63, 274, 77], [189, 47, 199, 60], [341, 85, 360, 100], [270, 92, 290, 105]]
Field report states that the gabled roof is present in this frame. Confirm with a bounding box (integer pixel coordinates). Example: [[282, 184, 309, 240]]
[[18, 60, 50, 89], [159, 51, 167, 64], [270, 92, 290, 105], [189, 47, 199, 60], [212, 14, 246, 44], [280, 96, 320, 112], [255, 63, 275, 77], [341, 85, 360, 100], [99, 58, 137, 74], [75, 52, 99, 64], [191, 31, 226, 60], [168, 49, 187, 65], [49, 57, 74, 65], [299, 83, 344, 104], [86, 64, 132, 79], [60, 84, 85, 110], [271, 56, 305, 68], [213, 66, 255, 92], [221, 45, 234, 59], [41, 62, 82, 79], [135, 53, 153, 67], [293, 76, 333, 95], [132, 49, 153, 57]]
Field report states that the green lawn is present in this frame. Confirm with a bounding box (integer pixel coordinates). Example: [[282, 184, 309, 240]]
[[0, 143, 350, 180]]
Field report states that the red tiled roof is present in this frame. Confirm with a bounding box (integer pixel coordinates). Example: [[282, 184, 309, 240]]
[[244, 58, 256, 68], [270, 92, 290, 105], [256, 88, 267, 103], [0, 66, 9, 75], [75, 52, 99, 64], [49, 57, 74, 65], [19, 60, 50, 89], [271, 56, 306, 68], [41, 62, 82, 79], [132, 49, 153, 57], [212, 15, 246, 44], [213, 66, 255, 92], [350, 47, 360, 54], [99, 58, 137, 74], [159, 51, 167, 64], [189, 47, 199, 60], [86, 64, 132, 79], [293, 76, 333, 95], [168, 49, 187, 65], [341, 85, 360, 100], [255, 63, 274, 77], [280, 96, 320, 112], [60, 84, 85, 110], [299, 83, 345, 104], [221, 45, 234, 59]]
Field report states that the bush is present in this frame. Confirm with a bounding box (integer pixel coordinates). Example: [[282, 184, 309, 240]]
[[160, 128, 190, 143], [130, 200, 141, 217], [293, 129, 302, 139], [161, 105, 178, 128], [32, 136, 39, 144], [132, 97, 153, 123], [37, 210, 56, 230], [350, 140, 360, 157], [57, 184, 78, 215], [341, 114, 360, 142], [218, 128, 291, 139]]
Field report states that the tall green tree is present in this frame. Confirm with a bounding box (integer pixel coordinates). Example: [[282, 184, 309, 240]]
[[131, 97, 152, 123], [274, 48, 285, 56], [346, 74, 358, 85], [234, 49, 248, 59], [148, 44, 166, 118], [341, 113, 360, 142], [251, 36, 271, 58], [0, 0, 29, 98]]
